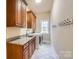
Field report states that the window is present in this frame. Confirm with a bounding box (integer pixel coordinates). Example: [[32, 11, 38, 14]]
[[41, 20, 49, 33]]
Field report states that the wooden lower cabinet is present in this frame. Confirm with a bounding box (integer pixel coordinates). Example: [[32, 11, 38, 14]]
[[29, 42, 32, 58], [7, 37, 36, 59], [23, 47, 29, 59], [7, 43, 23, 59], [28, 38, 36, 59]]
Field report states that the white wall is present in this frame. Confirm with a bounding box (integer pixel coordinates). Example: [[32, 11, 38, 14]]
[[50, 0, 73, 59]]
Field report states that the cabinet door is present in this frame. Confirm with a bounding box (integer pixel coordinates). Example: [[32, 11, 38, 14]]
[[27, 11, 36, 32], [29, 42, 32, 58], [31, 40, 34, 54], [32, 38, 36, 53], [27, 12, 32, 28], [7, 0, 16, 27], [21, 2, 26, 27], [33, 40, 35, 53], [16, 0, 22, 27], [23, 47, 29, 59], [29, 38, 36, 58], [32, 15, 36, 33], [34, 38, 36, 51], [7, 43, 23, 59]]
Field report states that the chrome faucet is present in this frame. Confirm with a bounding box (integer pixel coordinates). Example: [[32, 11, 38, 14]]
[[26, 31, 28, 37]]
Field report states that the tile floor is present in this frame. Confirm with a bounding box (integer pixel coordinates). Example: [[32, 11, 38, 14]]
[[31, 43, 59, 59]]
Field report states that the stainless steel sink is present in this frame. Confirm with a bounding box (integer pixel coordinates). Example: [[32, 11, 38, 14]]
[[28, 35, 33, 37]]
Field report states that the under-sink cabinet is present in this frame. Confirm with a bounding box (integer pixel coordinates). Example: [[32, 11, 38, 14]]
[[7, 37, 36, 59]]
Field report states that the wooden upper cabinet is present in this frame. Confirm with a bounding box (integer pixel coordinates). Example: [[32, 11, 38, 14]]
[[27, 12, 32, 28], [32, 13, 36, 33], [16, 0, 22, 27], [21, 2, 26, 27], [27, 11, 36, 32], [7, 0, 27, 27], [15, 0, 27, 27], [7, 0, 36, 29], [7, 0, 16, 27]]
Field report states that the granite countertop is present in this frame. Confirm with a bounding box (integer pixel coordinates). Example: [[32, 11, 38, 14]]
[[8, 35, 36, 45], [7, 33, 42, 45]]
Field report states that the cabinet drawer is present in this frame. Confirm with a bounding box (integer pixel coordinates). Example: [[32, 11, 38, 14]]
[[23, 43, 28, 49], [23, 49, 29, 59], [23, 47, 29, 59], [23, 53, 29, 59], [23, 46, 28, 53]]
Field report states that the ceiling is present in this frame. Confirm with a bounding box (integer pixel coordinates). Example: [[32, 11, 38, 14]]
[[26, 0, 53, 14]]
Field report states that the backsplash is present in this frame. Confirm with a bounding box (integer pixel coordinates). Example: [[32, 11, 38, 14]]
[[7, 27, 21, 39], [7, 27, 33, 39]]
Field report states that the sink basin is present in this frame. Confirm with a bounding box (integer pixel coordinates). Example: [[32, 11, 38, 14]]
[[28, 35, 33, 37]]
